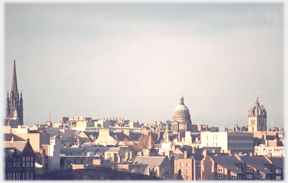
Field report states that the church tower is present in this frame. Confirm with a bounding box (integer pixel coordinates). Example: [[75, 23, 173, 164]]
[[248, 94, 267, 132], [6, 58, 23, 125]]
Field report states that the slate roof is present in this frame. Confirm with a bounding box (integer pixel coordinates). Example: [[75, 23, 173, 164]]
[[133, 156, 166, 169], [269, 157, 284, 168], [4, 141, 28, 155], [209, 155, 243, 174], [169, 134, 178, 141], [128, 132, 142, 141], [240, 155, 272, 174], [173, 153, 204, 160], [111, 132, 129, 141]]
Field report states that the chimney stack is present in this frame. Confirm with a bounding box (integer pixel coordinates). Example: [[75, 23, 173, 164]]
[[184, 151, 187, 159]]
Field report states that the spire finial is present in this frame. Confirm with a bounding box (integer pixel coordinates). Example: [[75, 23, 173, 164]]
[[180, 93, 184, 105], [256, 91, 259, 104], [12, 57, 18, 94]]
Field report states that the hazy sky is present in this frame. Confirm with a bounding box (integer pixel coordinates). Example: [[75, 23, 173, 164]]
[[4, 3, 284, 129]]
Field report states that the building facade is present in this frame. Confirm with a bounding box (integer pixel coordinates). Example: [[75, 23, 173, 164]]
[[248, 95, 267, 132], [201, 132, 254, 154], [4, 139, 35, 180]]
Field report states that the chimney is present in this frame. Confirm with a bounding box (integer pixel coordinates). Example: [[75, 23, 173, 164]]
[[11, 136, 14, 143], [203, 150, 208, 157], [184, 151, 187, 159], [192, 147, 195, 154], [125, 151, 129, 161], [117, 154, 121, 163], [211, 149, 216, 153], [249, 152, 253, 156], [130, 151, 133, 160], [239, 152, 243, 156]]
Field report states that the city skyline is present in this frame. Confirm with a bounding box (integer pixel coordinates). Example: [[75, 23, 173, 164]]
[[4, 3, 284, 129]]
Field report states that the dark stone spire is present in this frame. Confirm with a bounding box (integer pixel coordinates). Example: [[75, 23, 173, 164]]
[[6, 57, 23, 126], [11, 58, 18, 95]]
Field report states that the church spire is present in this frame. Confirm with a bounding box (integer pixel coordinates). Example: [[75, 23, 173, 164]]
[[11, 57, 18, 94], [147, 132, 154, 149]]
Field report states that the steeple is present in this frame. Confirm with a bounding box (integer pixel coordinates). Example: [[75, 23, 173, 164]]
[[147, 132, 154, 149], [11, 57, 18, 95], [6, 57, 23, 126]]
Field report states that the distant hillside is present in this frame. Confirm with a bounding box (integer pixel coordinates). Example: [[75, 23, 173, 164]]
[[35, 167, 162, 180]]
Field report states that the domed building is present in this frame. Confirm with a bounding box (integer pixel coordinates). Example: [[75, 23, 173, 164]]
[[172, 95, 192, 132]]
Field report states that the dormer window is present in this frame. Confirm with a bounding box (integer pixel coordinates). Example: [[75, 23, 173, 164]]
[[247, 168, 252, 173], [218, 168, 223, 173]]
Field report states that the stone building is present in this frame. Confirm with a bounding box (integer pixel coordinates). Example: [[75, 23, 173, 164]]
[[248, 95, 267, 132], [172, 95, 192, 132], [173, 151, 203, 180], [5, 58, 24, 126], [4, 139, 35, 180]]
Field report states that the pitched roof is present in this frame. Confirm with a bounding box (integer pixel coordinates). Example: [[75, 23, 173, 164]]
[[240, 155, 272, 174], [209, 155, 243, 174], [133, 156, 166, 169], [111, 132, 129, 141], [269, 157, 284, 168], [4, 141, 28, 155]]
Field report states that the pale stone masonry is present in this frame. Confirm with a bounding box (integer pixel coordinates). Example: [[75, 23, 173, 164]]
[[248, 95, 267, 132]]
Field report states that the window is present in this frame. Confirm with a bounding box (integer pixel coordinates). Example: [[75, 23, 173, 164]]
[[247, 174, 252, 179], [180, 163, 183, 167], [218, 174, 223, 179], [231, 175, 237, 179], [276, 176, 281, 180], [26, 157, 30, 161], [26, 162, 30, 167], [17, 162, 20, 167], [218, 168, 223, 173], [23, 162, 25, 167], [207, 136, 209, 140], [260, 175, 265, 179], [31, 157, 33, 161], [247, 168, 252, 173], [30, 172, 33, 180], [26, 172, 29, 180], [186, 163, 189, 167], [186, 169, 189, 173], [31, 162, 34, 167], [276, 169, 281, 174], [186, 176, 189, 180]]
